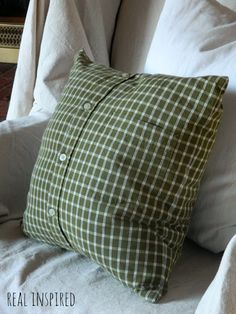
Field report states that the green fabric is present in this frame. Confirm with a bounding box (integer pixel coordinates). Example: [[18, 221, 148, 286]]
[[23, 50, 228, 302]]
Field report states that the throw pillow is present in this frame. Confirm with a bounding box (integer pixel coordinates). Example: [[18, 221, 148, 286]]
[[23, 50, 228, 302]]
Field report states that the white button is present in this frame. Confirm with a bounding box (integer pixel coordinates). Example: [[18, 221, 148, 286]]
[[59, 153, 67, 162], [48, 208, 56, 217], [83, 102, 92, 111]]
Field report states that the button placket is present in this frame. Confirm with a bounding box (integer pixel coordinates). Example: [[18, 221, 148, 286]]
[[47, 74, 133, 249], [46, 103, 87, 248]]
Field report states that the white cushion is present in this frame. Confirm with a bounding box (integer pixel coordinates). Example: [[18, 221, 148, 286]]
[[218, 0, 236, 11], [195, 234, 236, 314], [111, 0, 236, 74], [0, 113, 49, 223], [145, 0, 236, 252]]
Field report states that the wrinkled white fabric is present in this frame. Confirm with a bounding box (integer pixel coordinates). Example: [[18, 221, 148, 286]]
[[218, 0, 236, 11], [110, 0, 236, 74], [111, 0, 165, 73], [195, 235, 236, 314], [0, 113, 49, 222], [0, 221, 222, 313], [7, 0, 120, 119], [7, 0, 49, 119]]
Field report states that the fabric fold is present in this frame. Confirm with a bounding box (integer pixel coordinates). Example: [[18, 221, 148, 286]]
[[7, 0, 120, 119]]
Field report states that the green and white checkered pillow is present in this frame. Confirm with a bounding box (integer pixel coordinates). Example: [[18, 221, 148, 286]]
[[23, 50, 228, 302]]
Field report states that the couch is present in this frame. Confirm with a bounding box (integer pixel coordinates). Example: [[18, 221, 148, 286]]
[[1, 1, 236, 313]]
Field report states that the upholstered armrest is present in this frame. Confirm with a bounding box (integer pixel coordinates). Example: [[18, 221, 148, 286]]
[[0, 112, 49, 223]]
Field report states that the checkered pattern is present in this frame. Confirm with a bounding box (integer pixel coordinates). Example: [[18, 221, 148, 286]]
[[23, 50, 228, 302]]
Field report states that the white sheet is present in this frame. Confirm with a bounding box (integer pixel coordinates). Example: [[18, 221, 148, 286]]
[[7, 0, 120, 119], [196, 235, 236, 314], [0, 113, 49, 223], [0, 220, 222, 314]]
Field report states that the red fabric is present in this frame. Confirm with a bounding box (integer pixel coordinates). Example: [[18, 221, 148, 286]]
[[0, 64, 16, 121]]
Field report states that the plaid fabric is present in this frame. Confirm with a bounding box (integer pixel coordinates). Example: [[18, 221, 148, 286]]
[[23, 50, 228, 302]]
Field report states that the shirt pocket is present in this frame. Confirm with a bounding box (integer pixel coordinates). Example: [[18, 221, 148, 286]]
[[114, 117, 180, 198]]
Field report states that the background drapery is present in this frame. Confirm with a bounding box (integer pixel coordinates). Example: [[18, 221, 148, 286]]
[[7, 0, 121, 119]]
